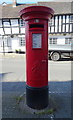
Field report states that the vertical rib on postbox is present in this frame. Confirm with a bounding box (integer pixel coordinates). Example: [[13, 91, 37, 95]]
[[20, 6, 54, 109]]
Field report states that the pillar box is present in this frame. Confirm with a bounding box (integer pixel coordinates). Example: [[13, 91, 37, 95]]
[[20, 6, 54, 109]]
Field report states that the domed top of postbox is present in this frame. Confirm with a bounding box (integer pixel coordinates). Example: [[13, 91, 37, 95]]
[[20, 6, 54, 21]]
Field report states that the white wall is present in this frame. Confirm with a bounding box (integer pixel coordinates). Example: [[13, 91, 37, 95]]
[[11, 37, 19, 52]]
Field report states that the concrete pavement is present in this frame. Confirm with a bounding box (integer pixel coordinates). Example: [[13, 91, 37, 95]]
[[0, 53, 72, 119]]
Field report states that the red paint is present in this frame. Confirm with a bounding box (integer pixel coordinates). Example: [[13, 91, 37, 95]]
[[20, 6, 54, 87]]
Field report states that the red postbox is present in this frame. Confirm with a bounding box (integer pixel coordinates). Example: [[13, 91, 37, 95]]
[[20, 6, 54, 109]]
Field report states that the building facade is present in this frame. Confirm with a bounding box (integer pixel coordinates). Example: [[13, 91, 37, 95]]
[[0, 1, 73, 52]]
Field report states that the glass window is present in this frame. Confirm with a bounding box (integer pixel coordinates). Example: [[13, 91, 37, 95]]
[[11, 19, 18, 26], [55, 26, 57, 32], [49, 18, 54, 26], [20, 19, 25, 27], [70, 24, 72, 32], [65, 38, 72, 44], [55, 16, 58, 26], [0, 20, 2, 27], [0, 37, 2, 47], [59, 26, 61, 32], [7, 37, 11, 47], [66, 24, 69, 32], [49, 38, 57, 44], [62, 24, 65, 32], [49, 27, 50, 33], [19, 37, 25, 46], [3, 22, 10, 27], [66, 15, 69, 23], [2, 38, 8, 47], [59, 16, 61, 26], [51, 26, 54, 33], [63, 15, 65, 23], [0, 28, 4, 35], [70, 15, 73, 23]]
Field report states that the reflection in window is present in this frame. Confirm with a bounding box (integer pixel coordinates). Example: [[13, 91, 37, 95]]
[[62, 24, 65, 32], [65, 38, 72, 44], [70, 15, 73, 23], [49, 38, 57, 44], [59, 16, 61, 26], [59, 26, 61, 32], [55, 16, 58, 26], [3, 22, 10, 27], [0, 20, 2, 27], [0, 37, 2, 47], [70, 24, 72, 32], [19, 37, 25, 46], [20, 19, 25, 27], [55, 26, 57, 32], [11, 19, 18, 26], [66, 15, 69, 23], [66, 24, 69, 32], [0, 28, 4, 35], [51, 26, 54, 33], [49, 27, 50, 33], [7, 37, 11, 47], [63, 15, 65, 23], [55, 16, 58, 32], [49, 18, 54, 27]]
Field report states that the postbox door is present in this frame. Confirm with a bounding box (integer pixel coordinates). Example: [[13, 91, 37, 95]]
[[26, 30, 48, 87]]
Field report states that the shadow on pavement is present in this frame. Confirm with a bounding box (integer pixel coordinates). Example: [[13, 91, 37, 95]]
[[0, 73, 13, 80], [59, 58, 73, 61], [2, 80, 73, 119], [49, 57, 73, 61]]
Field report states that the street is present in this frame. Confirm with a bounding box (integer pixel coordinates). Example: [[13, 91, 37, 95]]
[[0, 54, 73, 119], [0, 54, 72, 82]]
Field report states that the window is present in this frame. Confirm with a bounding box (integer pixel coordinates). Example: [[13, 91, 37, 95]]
[[51, 26, 54, 33], [59, 16, 62, 32], [55, 16, 58, 32], [0, 20, 2, 27], [1, 37, 8, 47], [70, 15, 73, 23], [70, 24, 72, 32], [0, 37, 2, 47], [20, 19, 25, 34], [11, 19, 18, 26], [3, 22, 10, 27], [7, 37, 11, 47], [63, 15, 65, 23], [49, 17, 55, 33], [19, 37, 25, 46], [66, 15, 69, 23], [0, 28, 4, 35], [20, 19, 25, 27], [65, 38, 72, 44], [49, 18, 54, 26], [49, 38, 57, 44], [66, 24, 69, 32]]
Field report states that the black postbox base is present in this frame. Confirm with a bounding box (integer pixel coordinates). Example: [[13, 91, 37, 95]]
[[26, 85, 49, 110]]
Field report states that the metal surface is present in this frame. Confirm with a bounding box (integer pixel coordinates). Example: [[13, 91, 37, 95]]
[[20, 6, 54, 109], [49, 44, 73, 51]]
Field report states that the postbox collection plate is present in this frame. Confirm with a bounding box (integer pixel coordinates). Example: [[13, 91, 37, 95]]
[[32, 33, 42, 48]]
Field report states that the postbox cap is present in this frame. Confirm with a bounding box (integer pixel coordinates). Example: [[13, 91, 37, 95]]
[[20, 6, 54, 21]]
